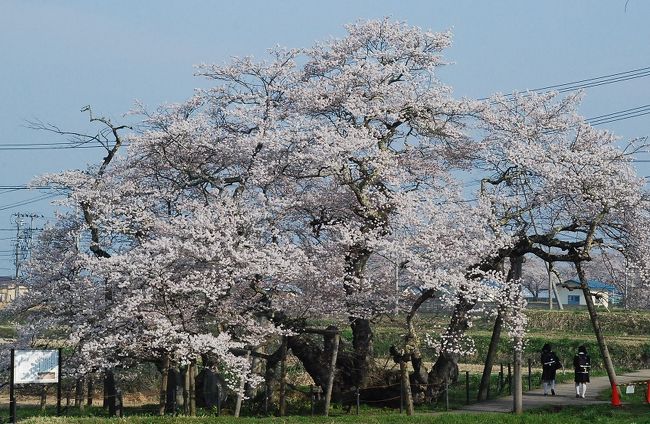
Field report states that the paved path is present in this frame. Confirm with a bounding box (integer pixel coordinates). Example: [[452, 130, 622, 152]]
[[460, 369, 650, 413]]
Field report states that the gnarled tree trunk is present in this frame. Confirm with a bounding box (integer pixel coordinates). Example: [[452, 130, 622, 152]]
[[428, 296, 475, 397], [576, 261, 618, 386]]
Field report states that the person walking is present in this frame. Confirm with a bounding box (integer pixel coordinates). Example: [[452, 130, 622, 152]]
[[573, 345, 591, 398], [541, 343, 562, 396]]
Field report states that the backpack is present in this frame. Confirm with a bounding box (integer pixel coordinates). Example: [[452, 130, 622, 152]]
[[576, 354, 590, 370]]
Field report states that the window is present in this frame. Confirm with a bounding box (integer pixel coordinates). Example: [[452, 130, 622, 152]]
[[568, 294, 580, 305]]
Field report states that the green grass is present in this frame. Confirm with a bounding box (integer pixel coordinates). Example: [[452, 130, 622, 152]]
[[15, 404, 650, 424]]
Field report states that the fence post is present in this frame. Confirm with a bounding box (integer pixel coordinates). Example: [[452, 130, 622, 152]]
[[57, 348, 62, 417], [356, 387, 360, 415], [466, 371, 470, 405], [400, 380, 404, 414], [507, 363, 512, 395], [10, 349, 16, 424], [527, 358, 532, 391]]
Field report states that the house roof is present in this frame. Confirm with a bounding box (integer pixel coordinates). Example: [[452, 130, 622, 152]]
[[561, 279, 616, 292]]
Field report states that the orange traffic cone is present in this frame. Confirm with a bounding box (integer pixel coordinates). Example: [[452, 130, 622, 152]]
[[611, 383, 622, 408], [645, 381, 650, 404]]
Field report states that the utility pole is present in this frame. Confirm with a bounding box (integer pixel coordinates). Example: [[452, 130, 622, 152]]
[[12, 213, 41, 299]]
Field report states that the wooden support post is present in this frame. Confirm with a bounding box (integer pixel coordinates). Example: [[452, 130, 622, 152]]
[[10, 349, 16, 424], [324, 329, 339, 416], [182, 366, 189, 415], [507, 363, 512, 394], [279, 337, 287, 417], [87, 375, 93, 407], [189, 361, 196, 417], [75, 377, 85, 411], [57, 348, 62, 417], [159, 355, 169, 416], [356, 386, 360, 415], [234, 353, 248, 417]]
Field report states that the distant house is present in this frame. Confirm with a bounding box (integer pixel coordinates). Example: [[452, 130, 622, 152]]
[[556, 279, 618, 308], [0, 276, 27, 305]]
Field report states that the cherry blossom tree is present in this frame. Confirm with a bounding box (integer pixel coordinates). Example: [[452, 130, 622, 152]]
[[15, 19, 650, 417], [476, 91, 648, 395], [124, 19, 488, 394]]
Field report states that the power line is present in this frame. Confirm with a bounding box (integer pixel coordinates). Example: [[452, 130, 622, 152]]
[[480, 65, 650, 100], [0, 140, 129, 151], [0, 193, 61, 212], [530, 66, 650, 92], [587, 106, 650, 126], [0, 186, 66, 196], [1, 66, 649, 151], [587, 104, 650, 123], [0, 144, 110, 151]]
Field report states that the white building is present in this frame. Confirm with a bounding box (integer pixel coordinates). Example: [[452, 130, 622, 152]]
[[556, 279, 617, 308]]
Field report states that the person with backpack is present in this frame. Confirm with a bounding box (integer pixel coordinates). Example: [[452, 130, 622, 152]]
[[541, 343, 562, 396], [573, 345, 591, 398]]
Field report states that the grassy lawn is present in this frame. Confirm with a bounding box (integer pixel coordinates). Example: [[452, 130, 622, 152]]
[[14, 405, 650, 424], [8, 388, 650, 424]]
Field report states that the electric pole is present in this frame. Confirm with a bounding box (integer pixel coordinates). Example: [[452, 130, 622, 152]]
[[12, 213, 42, 299]]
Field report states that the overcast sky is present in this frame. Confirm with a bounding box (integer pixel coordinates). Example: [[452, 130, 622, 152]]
[[1, 0, 649, 275]]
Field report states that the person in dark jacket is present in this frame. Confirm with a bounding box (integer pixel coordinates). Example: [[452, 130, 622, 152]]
[[541, 343, 562, 396], [573, 345, 591, 398]]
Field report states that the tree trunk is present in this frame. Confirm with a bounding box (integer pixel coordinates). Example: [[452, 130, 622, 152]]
[[279, 337, 288, 417], [159, 355, 170, 416], [399, 287, 434, 409], [349, 317, 373, 388], [576, 262, 618, 386], [263, 344, 285, 414], [323, 329, 339, 416], [234, 353, 248, 417], [87, 375, 94, 407], [247, 348, 261, 399], [400, 360, 414, 415], [344, 245, 374, 389], [104, 370, 117, 417], [189, 361, 196, 417], [75, 377, 85, 410], [478, 311, 502, 401], [182, 366, 190, 415], [428, 296, 475, 395], [511, 255, 523, 414]]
